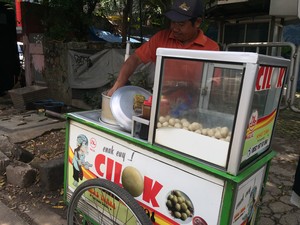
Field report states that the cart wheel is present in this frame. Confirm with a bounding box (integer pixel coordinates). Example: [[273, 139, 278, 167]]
[[67, 178, 152, 225]]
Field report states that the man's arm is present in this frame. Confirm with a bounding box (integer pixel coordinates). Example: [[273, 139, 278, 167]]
[[107, 53, 143, 96]]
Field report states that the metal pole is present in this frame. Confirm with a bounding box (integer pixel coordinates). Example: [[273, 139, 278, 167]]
[[125, 41, 130, 61], [139, 0, 143, 43]]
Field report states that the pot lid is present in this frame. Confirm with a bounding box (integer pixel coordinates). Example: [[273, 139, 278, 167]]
[[110, 86, 151, 132]]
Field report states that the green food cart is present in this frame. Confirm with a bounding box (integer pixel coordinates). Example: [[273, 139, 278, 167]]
[[64, 49, 290, 225]]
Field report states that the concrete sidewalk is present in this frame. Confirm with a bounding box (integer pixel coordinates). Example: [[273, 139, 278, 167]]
[[0, 201, 29, 225], [0, 199, 67, 225], [256, 136, 300, 225]]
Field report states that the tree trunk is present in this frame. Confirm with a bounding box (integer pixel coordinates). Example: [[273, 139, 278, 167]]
[[121, 0, 133, 44]]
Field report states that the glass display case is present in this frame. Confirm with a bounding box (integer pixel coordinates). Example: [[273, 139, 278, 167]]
[[148, 48, 290, 175]]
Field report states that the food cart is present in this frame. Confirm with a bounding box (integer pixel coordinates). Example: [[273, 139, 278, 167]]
[[64, 48, 290, 225]]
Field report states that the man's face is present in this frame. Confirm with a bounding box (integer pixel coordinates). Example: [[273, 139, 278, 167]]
[[170, 18, 201, 43]]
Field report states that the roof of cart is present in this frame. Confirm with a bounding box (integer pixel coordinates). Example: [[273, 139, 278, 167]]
[[156, 48, 290, 65]]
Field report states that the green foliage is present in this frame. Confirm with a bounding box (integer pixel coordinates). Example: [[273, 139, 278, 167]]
[[130, 70, 150, 91], [42, 0, 98, 41], [7, 0, 173, 41], [1, 0, 15, 4], [96, 0, 123, 17], [83, 88, 103, 108], [5, 0, 211, 41], [107, 70, 150, 90]]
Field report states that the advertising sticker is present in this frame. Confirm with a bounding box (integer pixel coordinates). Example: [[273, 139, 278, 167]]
[[241, 66, 286, 163], [67, 122, 224, 225], [231, 165, 266, 225]]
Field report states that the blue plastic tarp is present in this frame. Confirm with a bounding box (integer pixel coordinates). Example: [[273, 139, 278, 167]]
[[89, 27, 145, 43]]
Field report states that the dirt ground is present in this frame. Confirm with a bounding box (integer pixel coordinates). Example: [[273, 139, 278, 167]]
[[0, 93, 68, 223], [0, 130, 67, 224], [0, 94, 300, 224]]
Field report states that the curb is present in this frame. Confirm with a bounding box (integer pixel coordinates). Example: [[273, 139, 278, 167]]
[[0, 201, 30, 225]]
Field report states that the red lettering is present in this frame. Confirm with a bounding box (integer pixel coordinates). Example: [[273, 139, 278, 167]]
[[94, 154, 123, 186], [143, 176, 163, 207], [276, 68, 285, 88], [265, 67, 272, 89], [89, 188, 99, 198], [256, 66, 273, 91], [262, 67, 268, 90], [256, 67, 264, 91], [95, 154, 105, 177], [101, 193, 116, 209], [106, 157, 114, 181], [114, 162, 122, 186]]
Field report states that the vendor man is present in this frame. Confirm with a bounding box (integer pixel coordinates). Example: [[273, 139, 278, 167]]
[[107, 0, 220, 97]]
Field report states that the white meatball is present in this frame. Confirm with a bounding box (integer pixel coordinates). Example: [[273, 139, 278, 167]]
[[225, 136, 231, 142], [162, 121, 169, 127], [220, 127, 229, 138], [174, 123, 182, 128], [181, 118, 188, 124], [157, 122, 162, 128], [182, 121, 190, 128], [214, 131, 222, 139], [169, 118, 176, 126], [207, 129, 215, 137], [195, 129, 202, 134], [159, 116, 166, 123], [201, 128, 208, 136], [191, 122, 201, 131]]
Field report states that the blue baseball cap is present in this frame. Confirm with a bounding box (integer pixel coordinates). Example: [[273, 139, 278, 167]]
[[165, 0, 204, 22]]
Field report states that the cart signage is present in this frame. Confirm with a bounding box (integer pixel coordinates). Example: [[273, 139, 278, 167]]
[[242, 103, 276, 162], [242, 66, 287, 164], [231, 165, 266, 225], [255, 66, 286, 91], [67, 122, 224, 225]]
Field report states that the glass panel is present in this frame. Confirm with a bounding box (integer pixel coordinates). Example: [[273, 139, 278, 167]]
[[252, 91, 268, 117], [154, 57, 244, 166], [158, 58, 203, 118], [208, 68, 243, 115], [252, 66, 285, 117]]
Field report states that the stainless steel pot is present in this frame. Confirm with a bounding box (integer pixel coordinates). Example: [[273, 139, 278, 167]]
[[100, 92, 118, 125]]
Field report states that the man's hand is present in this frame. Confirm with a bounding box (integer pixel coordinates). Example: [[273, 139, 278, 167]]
[[107, 86, 118, 97], [107, 53, 142, 97]]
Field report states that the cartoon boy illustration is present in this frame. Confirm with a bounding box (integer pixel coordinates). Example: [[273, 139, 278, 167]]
[[243, 186, 258, 225], [72, 134, 93, 187]]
